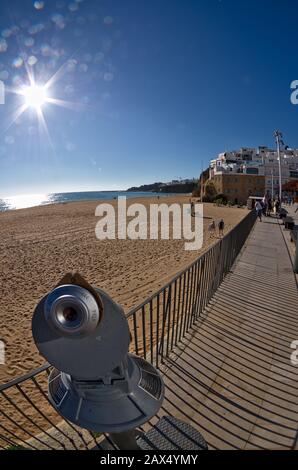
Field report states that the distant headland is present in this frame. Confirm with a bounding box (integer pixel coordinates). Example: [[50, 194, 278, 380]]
[[127, 179, 198, 194]]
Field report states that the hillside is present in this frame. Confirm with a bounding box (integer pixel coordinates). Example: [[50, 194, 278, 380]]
[[127, 181, 196, 194]]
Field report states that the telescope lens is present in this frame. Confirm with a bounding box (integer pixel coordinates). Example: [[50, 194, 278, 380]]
[[44, 285, 101, 337], [56, 301, 83, 330], [63, 307, 78, 323]]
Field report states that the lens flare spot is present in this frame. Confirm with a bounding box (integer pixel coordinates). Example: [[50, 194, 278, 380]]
[[0, 39, 8, 52], [28, 55, 38, 66], [34, 1, 45, 10], [12, 57, 24, 68]]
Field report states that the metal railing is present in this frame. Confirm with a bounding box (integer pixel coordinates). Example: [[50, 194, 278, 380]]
[[0, 209, 256, 450]]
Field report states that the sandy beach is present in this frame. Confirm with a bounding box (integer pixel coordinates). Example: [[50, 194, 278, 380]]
[[0, 196, 246, 384]]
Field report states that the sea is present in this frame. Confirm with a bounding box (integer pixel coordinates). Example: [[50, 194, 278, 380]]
[[0, 191, 182, 212]]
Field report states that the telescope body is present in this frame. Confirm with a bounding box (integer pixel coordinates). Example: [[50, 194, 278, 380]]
[[32, 281, 164, 433]]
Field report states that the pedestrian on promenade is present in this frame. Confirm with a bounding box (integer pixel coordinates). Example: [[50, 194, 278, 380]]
[[208, 220, 216, 237], [218, 219, 225, 237], [267, 198, 273, 217], [274, 198, 280, 216], [262, 195, 268, 216], [255, 201, 263, 222], [191, 201, 195, 217]]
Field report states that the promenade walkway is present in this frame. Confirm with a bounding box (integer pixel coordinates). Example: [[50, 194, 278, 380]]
[[155, 216, 298, 449]]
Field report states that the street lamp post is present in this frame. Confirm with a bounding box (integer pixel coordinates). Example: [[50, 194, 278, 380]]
[[274, 130, 283, 203]]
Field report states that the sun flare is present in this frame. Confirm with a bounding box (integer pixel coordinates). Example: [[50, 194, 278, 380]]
[[5, 64, 83, 146], [23, 85, 48, 110]]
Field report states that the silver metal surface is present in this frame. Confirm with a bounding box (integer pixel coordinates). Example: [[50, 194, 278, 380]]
[[45, 285, 100, 337], [32, 286, 130, 379]]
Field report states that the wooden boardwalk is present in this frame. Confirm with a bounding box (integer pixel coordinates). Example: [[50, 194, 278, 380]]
[[154, 216, 298, 450]]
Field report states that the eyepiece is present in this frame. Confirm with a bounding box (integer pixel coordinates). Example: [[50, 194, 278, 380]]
[[62, 306, 79, 323], [33, 280, 131, 379], [44, 285, 101, 337], [55, 299, 84, 330]]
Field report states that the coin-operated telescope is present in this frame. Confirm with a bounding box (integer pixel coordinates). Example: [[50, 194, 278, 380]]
[[32, 273, 164, 450]]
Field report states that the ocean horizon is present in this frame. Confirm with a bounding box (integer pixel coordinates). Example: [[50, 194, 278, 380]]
[[0, 191, 185, 212]]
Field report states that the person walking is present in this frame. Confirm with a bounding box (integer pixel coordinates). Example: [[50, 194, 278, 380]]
[[255, 201, 263, 222], [218, 219, 225, 237], [262, 195, 267, 217], [191, 201, 195, 217], [274, 198, 280, 217], [267, 198, 272, 217], [208, 220, 216, 238]]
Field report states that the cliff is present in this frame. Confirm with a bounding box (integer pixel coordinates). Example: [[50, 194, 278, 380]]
[[127, 182, 196, 194]]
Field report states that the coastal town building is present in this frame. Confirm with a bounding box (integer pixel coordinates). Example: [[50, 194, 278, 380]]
[[212, 173, 265, 205], [208, 146, 298, 202], [282, 180, 298, 199]]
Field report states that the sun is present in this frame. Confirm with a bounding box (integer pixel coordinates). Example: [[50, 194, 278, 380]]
[[23, 85, 48, 110], [6, 65, 82, 146]]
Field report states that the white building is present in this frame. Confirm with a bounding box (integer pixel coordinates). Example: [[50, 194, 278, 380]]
[[210, 146, 298, 197]]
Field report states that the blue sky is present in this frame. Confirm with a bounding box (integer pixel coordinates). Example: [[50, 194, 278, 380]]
[[0, 0, 298, 196]]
